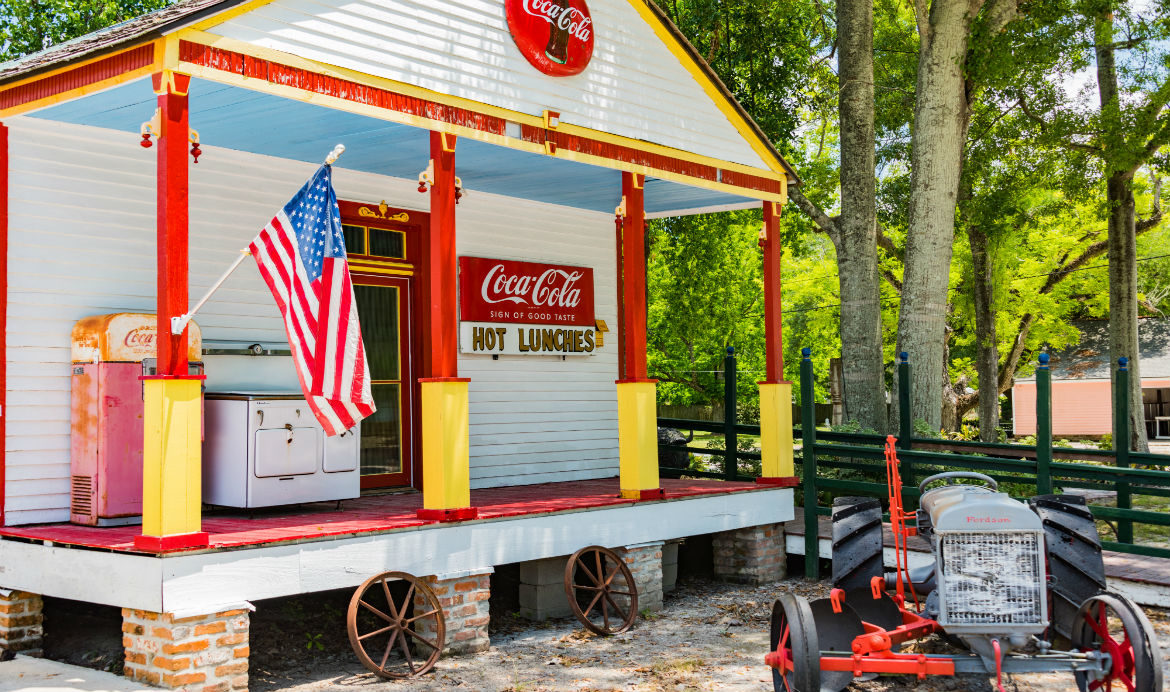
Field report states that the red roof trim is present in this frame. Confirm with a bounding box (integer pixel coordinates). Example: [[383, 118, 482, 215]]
[[179, 41, 779, 196], [0, 44, 154, 111]]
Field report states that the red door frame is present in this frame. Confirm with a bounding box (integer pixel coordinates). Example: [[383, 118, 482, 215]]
[[339, 201, 429, 491]]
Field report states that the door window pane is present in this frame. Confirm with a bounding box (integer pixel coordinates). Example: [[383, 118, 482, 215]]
[[361, 383, 402, 475], [353, 285, 400, 381], [368, 228, 405, 259], [342, 224, 365, 255]]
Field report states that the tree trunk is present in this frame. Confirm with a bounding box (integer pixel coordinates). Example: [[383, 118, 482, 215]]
[[968, 225, 1000, 441], [836, 0, 886, 433], [894, 0, 974, 431], [1096, 12, 1150, 453]]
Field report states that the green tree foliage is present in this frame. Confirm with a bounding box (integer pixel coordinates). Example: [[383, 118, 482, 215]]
[[0, 0, 172, 62]]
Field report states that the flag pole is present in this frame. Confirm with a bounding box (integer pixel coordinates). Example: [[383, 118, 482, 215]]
[[171, 145, 346, 335]]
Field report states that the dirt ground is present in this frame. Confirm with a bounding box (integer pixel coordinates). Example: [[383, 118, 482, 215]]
[[243, 576, 1170, 692], [37, 564, 1170, 692]]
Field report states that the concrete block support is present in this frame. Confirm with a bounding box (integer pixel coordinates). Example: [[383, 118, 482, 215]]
[[416, 569, 491, 655], [620, 542, 664, 612], [519, 557, 572, 621], [0, 589, 43, 655], [713, 523, 786, 585], [122, 607, 249, 691], [662, 540, 681, 594]]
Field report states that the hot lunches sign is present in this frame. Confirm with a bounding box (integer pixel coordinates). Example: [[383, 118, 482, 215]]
[[458, 256, 602, 356]]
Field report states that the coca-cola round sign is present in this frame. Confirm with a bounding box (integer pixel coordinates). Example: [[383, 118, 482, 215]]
[[505, 0, 594, 77]]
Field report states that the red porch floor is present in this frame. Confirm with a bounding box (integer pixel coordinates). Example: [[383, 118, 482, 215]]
[[0, 478, 767, 555]]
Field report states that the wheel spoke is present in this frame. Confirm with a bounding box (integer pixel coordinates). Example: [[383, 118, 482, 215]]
[[382, 579, 399, 620], [602, 591, 610, 629], [406, 608, 441, 624], [401, 582, 417, 619], [404, 626, 441, 653], [360, 599, 395, 623], [594, 551, 604, 591], [397, 629, 416, 673], [358, 623, 397, 641], [582, 588, 605, 618], [603, 591, 627, 623], [576, 559, 601, 586], [379, 633, 395, 670], [780, 624, 790, 652]]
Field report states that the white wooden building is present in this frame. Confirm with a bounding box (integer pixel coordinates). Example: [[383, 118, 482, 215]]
[[0, 0, 799, 684]]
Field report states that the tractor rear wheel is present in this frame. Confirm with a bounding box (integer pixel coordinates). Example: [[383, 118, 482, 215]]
[[831, 496, 884, 592], [1029, 494, 1107, 641]]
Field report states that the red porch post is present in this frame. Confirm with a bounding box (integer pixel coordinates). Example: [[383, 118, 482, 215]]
[[135, 72, 208, 551], [418, 131, 476, 521], [615, 172, 661, 500], [757, 201, 796, 485]]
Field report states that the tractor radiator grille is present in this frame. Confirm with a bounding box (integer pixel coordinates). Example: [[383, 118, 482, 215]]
[[938, 531, 1045, 627]]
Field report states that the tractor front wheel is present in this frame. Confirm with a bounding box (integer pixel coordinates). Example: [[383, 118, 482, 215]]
[[769, 592, 820, 692], [1071, 591, 1163, 692]]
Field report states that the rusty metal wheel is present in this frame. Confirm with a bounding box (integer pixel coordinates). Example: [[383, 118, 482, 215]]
[[346, 571, 445, 678], [563, 545, 638, 635]]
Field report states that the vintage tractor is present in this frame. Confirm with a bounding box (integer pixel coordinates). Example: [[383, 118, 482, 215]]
[[765, 436, 1164, 692]]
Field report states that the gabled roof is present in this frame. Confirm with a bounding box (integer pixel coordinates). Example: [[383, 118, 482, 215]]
[[0, 0, 798, 185], [1036, 319, 1170, 381], [0, 0, 240, 82]]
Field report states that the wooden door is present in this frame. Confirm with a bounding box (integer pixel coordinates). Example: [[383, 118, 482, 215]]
[[340, 201, 425, 490]]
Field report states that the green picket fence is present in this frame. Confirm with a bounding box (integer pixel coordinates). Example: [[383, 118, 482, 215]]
[[658, 348, 1170, 579]]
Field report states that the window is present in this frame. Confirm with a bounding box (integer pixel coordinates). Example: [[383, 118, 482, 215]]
[[341, 224, 406, 259]]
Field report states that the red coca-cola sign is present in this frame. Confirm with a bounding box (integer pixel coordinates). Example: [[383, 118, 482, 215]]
[[459, 256, 594, 325], [505, 0, 594, 77]]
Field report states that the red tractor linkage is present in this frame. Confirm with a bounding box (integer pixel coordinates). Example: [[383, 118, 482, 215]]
[[764, 436, 1164, 692]]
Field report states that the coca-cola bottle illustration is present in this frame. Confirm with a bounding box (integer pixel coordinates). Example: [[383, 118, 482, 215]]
[[544, 0, 572, 64]]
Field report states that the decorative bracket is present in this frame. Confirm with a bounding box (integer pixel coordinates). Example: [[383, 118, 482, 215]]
[[417, 159, 435, 193], [614, 195, 627, 219], [594, 318, 609, 348], [542, 110, 560, 129], [139, 108, 162, 148], [439, 132, 457, 153]]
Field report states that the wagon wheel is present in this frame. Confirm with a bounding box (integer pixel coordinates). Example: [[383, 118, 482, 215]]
[[346, 571, 445, 679], [563, 545, 638, 635], [1071, 592, 1162, 692]]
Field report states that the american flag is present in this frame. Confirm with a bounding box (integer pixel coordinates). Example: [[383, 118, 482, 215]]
[[249, 165, 375, 436]]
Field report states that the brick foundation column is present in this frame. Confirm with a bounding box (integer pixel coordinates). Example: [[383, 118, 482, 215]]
[[415, 569, 491, 655], [122, 607, 249, 690], [713, 523, 786, 585], [518, 557, 572, 621], [620, 542, 663, 612], [0, 589, 43, 655]]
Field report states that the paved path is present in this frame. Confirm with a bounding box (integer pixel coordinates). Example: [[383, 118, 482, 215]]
[[0, 656, 150, 692]]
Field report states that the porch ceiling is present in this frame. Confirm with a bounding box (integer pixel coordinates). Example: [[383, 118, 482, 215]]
[[27, 77, 759, 216]]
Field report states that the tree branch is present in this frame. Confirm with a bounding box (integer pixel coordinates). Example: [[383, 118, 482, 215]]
[[787, 187, 839, 245]]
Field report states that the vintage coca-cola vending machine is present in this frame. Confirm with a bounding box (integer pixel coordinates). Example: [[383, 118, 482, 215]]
[[70, 313, 203, 526]]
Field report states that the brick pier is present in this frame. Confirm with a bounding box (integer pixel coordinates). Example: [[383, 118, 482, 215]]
[[122, 607, 249, 690], [712, 523, 786, 585], [0, 589, 43, 655], [415, 569, 492, 655]]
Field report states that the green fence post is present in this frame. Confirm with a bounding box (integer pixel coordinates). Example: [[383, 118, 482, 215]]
[[1036, 353, 1053, 496], [724, 346, 738, 481], [897, 352, 914, 500], [1114, 356, 1133, 544], [800, 347, 819, 579]]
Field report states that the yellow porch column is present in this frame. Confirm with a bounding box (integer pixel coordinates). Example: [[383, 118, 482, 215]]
[[758, 382, 797, 484], [418, 379, 477, 520], [134, 377, 208, 551], [617, 380, 662, 500]]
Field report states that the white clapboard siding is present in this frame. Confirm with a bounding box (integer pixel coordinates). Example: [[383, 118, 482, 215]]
[[4, 117, 619, 524], [202, 0, 769, 169]]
